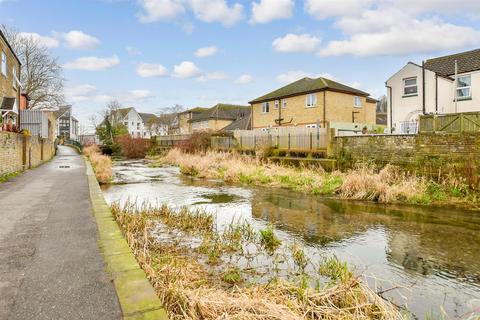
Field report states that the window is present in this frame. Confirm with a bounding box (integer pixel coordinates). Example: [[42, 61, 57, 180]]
[[1, 51, 6, 76], [262, 102, 269, 113], [306, 93, 316, 107], [137, 122, 140, 130], [274, 100, 279, 109], [403, 77, 417, 96], [282, 99, 287, 109], [456, 75, 471, 99], [306, 124, 317, 129], [354, 96, 362, 107], [124, 121, 128, 126]]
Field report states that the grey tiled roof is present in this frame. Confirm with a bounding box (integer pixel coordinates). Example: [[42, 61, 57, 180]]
[[191, 104, 250, 122], [424, 48, 480, 77]]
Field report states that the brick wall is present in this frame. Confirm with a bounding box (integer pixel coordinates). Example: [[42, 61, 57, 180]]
[[252, 90, 376, 129], [334, 133, 480, 184], [0, 131, 56, 176]]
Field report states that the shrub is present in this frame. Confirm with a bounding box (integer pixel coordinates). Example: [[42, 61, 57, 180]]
[[177, 131, 212, 153], [116, 134, 150, 158]]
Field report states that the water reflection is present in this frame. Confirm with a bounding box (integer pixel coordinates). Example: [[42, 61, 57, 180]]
[[101, 160, 480, 319]]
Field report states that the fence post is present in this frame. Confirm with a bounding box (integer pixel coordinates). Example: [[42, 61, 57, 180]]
[[228, 137, 231, 149], [240, 136, 243, 150], [288, 133, 291, 150], [460, 113, 464, 133], [309, 132, 313, 150], [254, 135, 256, 149]]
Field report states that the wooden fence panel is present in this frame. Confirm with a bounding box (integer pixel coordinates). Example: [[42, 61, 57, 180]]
[[419, 112, 480, 133]]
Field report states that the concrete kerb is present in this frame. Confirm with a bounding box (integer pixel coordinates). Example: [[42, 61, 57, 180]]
[[84, 157, 168, 320]]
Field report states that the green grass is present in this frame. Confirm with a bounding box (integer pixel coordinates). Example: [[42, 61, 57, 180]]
[[318, 256, 353, 284], [222, 267, 242, 284], [259, 225, 282, 255], [0, 171, 22, 183]]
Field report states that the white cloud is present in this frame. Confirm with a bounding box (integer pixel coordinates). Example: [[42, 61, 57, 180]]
[[173, 61, 201, 78], [136, 63, 168, 77], [138, 0, 185, 22], [18, 32, 59, 48], [197, 71, 230, 82], [126, 46, 142, 56], [251, 0, 294, 24], [64, 55, 120, 71], [60, 30, 100, 50], [272, 33, 320, 53], [65, 84, 97, 103], [305, 0, 373, 19], [130, 89, 154, 100], [276, 70, 333, 84], [194, 46, 218, 57], [189, 0, 243, 27], [235, 74, 253, 84], [319, 7, 480, 56]]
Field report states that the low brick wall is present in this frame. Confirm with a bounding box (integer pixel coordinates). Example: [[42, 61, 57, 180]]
[[334, 133, 480, 185], [0, 131, 56, 176]]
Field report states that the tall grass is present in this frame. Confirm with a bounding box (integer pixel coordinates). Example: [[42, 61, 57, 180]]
[[156, 149, 475, 208], [111, 202, 404, 320], [83, 145, 112, 184]]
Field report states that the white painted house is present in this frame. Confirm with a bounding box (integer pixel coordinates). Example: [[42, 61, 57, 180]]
[[386, 48, 480, 133], [110, 107, 163, 139]]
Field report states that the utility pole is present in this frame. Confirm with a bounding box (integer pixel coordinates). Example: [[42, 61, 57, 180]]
[[454, 60, 458, 113]]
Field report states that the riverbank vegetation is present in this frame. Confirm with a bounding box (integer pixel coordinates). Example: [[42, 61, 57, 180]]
[[111, 201, 403, 319], [83, 145, 112, 184], [152, 149, 479, 209]]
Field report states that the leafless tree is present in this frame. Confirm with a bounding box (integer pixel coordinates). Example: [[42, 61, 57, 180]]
[[1, 25, 65, 110], [155, 104, 184, 134]]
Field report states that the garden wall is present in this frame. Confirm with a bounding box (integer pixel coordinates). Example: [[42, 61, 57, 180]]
[[0, 131, 56, 176], [334, 133, 480, 185]]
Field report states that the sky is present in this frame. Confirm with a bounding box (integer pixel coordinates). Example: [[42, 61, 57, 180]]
[[1, 0, 479, 132]]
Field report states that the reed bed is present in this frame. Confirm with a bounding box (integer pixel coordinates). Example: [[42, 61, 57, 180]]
[[83, 145, 112, 184], [111, 202, 405, 320], [152, 149, 475, 207]]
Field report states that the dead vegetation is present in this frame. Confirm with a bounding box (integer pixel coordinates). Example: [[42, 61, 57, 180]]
[[83, 145, 112, 184], [111, 201, 404, 320], [152, 149, 478, 209]]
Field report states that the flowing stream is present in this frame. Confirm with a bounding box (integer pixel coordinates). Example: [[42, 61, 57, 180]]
[[101, 160, 480, 319]]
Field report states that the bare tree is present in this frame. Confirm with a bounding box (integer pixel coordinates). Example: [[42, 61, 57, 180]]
[[1, 25, 65, 110], [155, 104, 184, 134]]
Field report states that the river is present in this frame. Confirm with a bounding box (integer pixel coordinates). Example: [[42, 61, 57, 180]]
[[101, 160, 480, 319]]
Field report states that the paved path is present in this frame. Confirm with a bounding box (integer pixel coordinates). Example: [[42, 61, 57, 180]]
[[0, 146, 122, 320]]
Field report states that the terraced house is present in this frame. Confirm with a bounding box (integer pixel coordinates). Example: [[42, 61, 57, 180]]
[[249, 77, 377, 131], [0, 29, 21, 130], [189, 103, 250, 132], [386, 48, 480, 133]]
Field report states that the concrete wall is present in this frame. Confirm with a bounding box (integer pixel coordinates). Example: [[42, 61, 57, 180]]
[[252, 90, 376, 129], [0, 131, 55, 176], [334, 133, 480, 184]]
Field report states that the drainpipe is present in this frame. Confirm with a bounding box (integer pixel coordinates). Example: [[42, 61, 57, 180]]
[[386, 84, 393, 131], [323, 91, 326, 128], [435, 74, 438, 113], [422, 60, 426, 114]]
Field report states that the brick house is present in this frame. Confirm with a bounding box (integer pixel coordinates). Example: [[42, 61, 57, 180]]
[[386, 48, 480, 133], [0, 29, 21, 130], [249, 77, 377, 131], [176, 107, 208, 134], [190, 103, 250, 132]]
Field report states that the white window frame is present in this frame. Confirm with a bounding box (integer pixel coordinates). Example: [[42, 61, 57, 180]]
[[262, 102, 269, 113], [1, 51, 6, 77], [274, 100, 279, 109], [456, 75, 472, 100], [354, 96, 362, 107], [306, 124, 317, 129], [282, 99, 287, 109], [403, 77, 418, 96], [306, 93, 317, 108]]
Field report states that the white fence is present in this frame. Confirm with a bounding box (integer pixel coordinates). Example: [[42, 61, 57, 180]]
[[233, 127, 328, 151]]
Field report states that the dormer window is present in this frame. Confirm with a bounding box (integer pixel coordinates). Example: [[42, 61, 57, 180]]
[[403, 77, 417, 96]]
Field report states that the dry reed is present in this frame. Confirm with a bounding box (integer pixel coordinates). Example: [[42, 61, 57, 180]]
[[111, 202, 404, 320], [83, 145, 113, 184]]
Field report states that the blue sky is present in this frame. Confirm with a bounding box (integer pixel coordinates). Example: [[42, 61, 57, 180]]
[[1, 0, 479, 131]]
